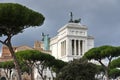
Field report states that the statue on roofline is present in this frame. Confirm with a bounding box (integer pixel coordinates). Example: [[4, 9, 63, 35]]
[[69, 12, 73, 23], [69, 12, 81, 23]]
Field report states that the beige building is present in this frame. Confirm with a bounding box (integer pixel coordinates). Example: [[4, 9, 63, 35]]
[[0, 41, 49, 62]]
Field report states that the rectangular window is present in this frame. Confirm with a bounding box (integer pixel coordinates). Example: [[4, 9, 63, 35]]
[[76, 40, 78, 55], [80, 40, 83, 55], [72, 40, 74, 55]]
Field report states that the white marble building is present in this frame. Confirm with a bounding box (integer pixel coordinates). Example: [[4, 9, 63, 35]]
[[50, 22, 94, 62]]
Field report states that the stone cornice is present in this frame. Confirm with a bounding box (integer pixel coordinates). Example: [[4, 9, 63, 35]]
[[58, 23, 88, 33]]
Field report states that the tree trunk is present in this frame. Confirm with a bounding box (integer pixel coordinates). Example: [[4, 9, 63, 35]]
[[37, 68, 45, 80], [7, 42, 22, 80], [105, 70, 109, 80], [30, 67, 34, 80], [50, 68, 54, 80], [36, 64, 45, 80], [99, 60, 110, 80], [3, 69, 9, 80]]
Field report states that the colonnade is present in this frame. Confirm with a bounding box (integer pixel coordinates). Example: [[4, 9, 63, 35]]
[[71, 39, 85, 56], [61, 39, 85, 57]]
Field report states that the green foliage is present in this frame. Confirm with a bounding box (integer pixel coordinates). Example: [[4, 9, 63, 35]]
[[0, 3, 45, 36], [0, 61, 15, 69], [20, 61, 30, 74], [110, 58, 120, 78], [0, 3, 44, 80], [96, 65, 105, 74], [43, 53, 55, 67], [84, 47, 101, 60], [110, 57, 120, 69], [0, 61, 15, 80], [16, 50, 55, 64], [56, 59, 97, 80], [16, 50, 57, 80], [16, 50, 40, 61], [84, 45, 120, 60], [109, 68, 120, 79], [16, 50, 56, 71], [52, 59, 67, 73], [84, 45, 120, 79], [16, 50, 40, 74]]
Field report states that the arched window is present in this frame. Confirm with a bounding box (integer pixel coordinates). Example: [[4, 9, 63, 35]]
[[0, 77, 6, 80]]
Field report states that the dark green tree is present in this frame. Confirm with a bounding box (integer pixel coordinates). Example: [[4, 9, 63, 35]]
[[0, 3, 44, 80], [16, 50, 56, 80], [16, 50, 40, 80], [0, 61, 15, 80], [34, 52, 55, 80], [84, 45, 120, 80], [109, 57, 120, 79], [109, 68, 120, 79], [110, 57, 120, 69], [56, 58, 97, 80], [46, 59, 68, 80], [94, 64, 105, 80], [52, 59, 67, 74]]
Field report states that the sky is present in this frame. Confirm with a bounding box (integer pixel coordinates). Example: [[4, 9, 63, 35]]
[[0, 0, 120, 49]]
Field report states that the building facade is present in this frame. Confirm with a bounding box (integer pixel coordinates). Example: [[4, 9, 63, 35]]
[[50, 22, 94, 62]]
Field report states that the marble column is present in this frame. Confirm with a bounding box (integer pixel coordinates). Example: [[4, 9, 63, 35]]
[[62, 41, 65, 56], [64, 40, 66, 55], [69, 39, 72, 56], [61, 42, 63, 56], [82, 40, 85, 55]]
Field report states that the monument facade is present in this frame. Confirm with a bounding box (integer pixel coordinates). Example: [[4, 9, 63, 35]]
[[50, 22, 94, 62]]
